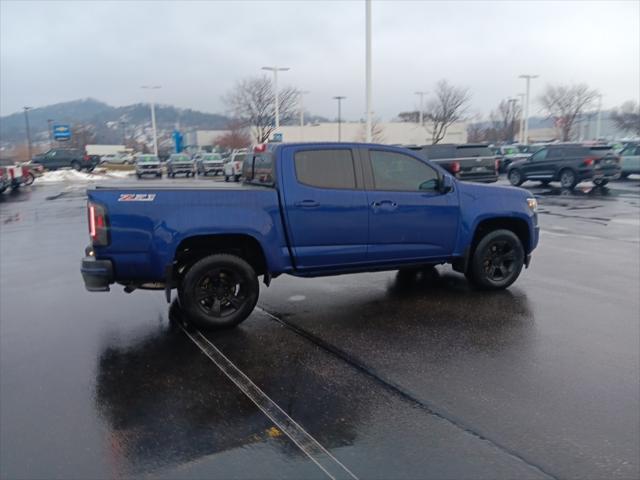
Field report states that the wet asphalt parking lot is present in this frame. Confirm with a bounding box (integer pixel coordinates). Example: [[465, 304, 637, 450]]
[[1, 175, 639, 480]]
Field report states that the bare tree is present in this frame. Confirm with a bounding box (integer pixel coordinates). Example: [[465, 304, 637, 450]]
[[610, 101, 640, 136], [70, 123, 96, 149], [466, 115, 486, 143], [538, 84, 599, 141], [357, 118, 385, 143], [488, 99, 521, 143], [425, 80, 470, 144], [223, 76, 298, 143], [215, 120, 252, 150], [396, 111, 420, 123]]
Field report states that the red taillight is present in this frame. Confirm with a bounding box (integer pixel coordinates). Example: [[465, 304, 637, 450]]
[[495, 158, 500, 172], [22, 166, 29, 176], [450, 161, 461, 174], [83, 154, 90, 162], [88, 202, 109, 246], [583, 157, 595, 167], [254, 144, 267, 153], [0, 167, 5, 176]]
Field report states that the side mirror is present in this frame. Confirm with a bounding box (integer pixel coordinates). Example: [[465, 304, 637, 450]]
[[439, 175, 454, 194]]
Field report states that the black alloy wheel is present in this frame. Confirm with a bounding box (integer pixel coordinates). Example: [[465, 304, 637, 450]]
[[180, 254, 259, 329], [466, 229, 524, 290]]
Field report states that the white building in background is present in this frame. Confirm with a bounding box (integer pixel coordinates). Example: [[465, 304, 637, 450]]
[[185, 122, 467, 149]]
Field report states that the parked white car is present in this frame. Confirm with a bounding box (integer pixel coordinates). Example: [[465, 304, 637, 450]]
[[223, 150, 249, 182], [101, 152, 134, 165]]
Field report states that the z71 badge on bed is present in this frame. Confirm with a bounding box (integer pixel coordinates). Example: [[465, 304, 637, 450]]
[[118, 193, 156, 202]]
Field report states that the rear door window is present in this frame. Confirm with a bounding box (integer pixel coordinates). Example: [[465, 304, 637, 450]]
[[456, 146, 493, 157], [294, 149, 356, 189]]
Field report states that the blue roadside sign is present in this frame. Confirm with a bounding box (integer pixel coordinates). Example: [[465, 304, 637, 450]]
[[52, 124, 71, 141], [272, 132, 283, 142]]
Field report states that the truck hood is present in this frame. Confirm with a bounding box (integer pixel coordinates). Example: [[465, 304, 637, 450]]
[[456, 178, 531, 202]]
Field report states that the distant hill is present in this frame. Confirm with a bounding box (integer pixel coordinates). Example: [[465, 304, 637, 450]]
[[0, 98, 231, 146]]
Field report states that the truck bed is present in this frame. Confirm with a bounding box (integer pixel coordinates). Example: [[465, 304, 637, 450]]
[[88, 182, 292, 281]]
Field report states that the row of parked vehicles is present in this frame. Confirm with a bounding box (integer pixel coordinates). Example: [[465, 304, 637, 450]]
[[408, 141, 639, 190], [134, 150, 248, 181]]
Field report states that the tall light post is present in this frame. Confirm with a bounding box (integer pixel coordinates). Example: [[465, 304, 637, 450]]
[[141, 85, 161, 155], [262, 66, 290, 132], [333, 96, 346, 141], [23, 107, 32, 162], [517, 93, 525, 143], [595, 94, 603, 140], [519, 74, 538, 144], [47, 118, 54, 148], [298, 90, 310, 140], [415, 91, 427, 126], [365, 0, 372, 142], [507, 97, 517, 142]]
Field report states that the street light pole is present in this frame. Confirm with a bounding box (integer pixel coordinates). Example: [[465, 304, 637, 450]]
[[23, 106, 32, 162], [365, 0, 372, 142], [517, 93, 525, 143], [415, 91, 427, 126], [298, 90, 309, 140], [262, 66, 290, 132], [141, 85, 161, 156], [595, 94, 603, 140], [519, 74, 538, 145], [333, 96, 346, 141], [507, 98, 517, 142]]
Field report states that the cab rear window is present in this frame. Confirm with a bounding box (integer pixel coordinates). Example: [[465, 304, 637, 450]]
[[243, 153, 275, 186]]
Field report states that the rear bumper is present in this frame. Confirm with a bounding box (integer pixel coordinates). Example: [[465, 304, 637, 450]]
[[81, 255, 113, 292]]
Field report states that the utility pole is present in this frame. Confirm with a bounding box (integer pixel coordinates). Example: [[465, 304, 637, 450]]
[[120, 120, 127, 146], [23, 107, 32, 162], [595, 94, 603, 140], [519, 74, 539, 145], [365, 0, 372, 142], [517, 93, 525, 143], [141, 85, 161, 156], [415, 91, 427, 126], [262, 66, 290, 132], [333, 96, 346, 141], [298, 90, 309, 140]]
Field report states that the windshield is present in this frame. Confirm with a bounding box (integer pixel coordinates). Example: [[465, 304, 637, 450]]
[[137, 155, 159, 163], [204, 154, 222, 161], [171, 155, 191, 162]]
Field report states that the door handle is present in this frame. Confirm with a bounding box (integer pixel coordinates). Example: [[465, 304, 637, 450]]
[[371, 200, 397, 208], [294, 200, 320, 208]]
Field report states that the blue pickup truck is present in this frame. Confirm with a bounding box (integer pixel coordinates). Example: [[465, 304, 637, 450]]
[[82, 142, 539, 329]]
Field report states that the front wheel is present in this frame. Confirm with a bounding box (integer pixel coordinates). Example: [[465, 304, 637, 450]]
[[466, 229, 525, 290], [508, 169, 523, 186], [23, 172, 35, 186], [224, 175, 229, 182], [234, 174, 241, 182], [179, 254, 259, 329]]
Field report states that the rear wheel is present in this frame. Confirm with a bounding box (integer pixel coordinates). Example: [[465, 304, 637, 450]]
[[234, 174, 241, 182], [508, 169, 523, 186], [466, 229, 524, 290], [179, 254, 259, 329], [559, 168, 578, 189], [619, 172, 629, 179], [540, 180, 551, 186], [71, 161, 81, 171], [593, 178, 609, 187], [224, 175, 229, 182]]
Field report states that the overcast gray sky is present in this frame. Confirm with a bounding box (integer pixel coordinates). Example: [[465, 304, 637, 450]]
[[1, 0, 638, 120]]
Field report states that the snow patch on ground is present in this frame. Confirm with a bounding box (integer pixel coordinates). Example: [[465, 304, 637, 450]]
[[38, 169, 133, 184]]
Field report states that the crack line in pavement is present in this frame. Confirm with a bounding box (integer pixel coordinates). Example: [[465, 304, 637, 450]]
[[178, 323, 359, 480], [256, 306, 560, 480]]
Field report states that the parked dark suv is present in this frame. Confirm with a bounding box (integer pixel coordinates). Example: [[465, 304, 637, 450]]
[[407, 144, 499, 183], [507, 144, 621, 189], [32, 148, 100, 171]]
